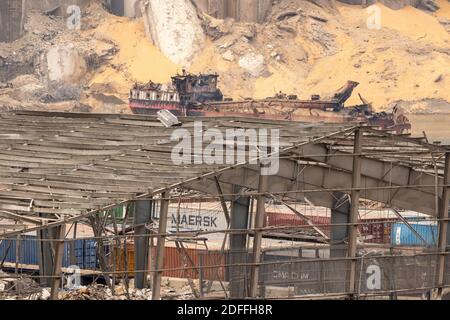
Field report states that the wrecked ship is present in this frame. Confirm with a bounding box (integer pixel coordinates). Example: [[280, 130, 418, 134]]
[[129, 73, 411, 134]]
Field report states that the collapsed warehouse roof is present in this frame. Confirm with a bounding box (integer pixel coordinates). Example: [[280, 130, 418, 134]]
[[0, 110, 447, 237]]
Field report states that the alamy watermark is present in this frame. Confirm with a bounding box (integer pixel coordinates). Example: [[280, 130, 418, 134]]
[[366, 265, 381, 290], [366, 5, 382, 30], [67, 5, 81, 30], [65, 265, 81, 290], [170, 121, 280, 176]]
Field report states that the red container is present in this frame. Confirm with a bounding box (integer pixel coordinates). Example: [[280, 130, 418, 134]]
[[266, 212, 330, 227], [161, 246, 226, 281], [266, 212, 396, 244], [114, 244, 226, 281]]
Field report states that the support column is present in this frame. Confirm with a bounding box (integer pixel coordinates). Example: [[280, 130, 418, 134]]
[[327, 192, 352, 294], [152, 192, 170, 300], [37, 221, 56, 287], [330, 192, 351, 258], [249, 165, 269, 298], [215, 176, 231, 225], [89, 215, 111, 287], [347, 129, 362, 298], [50, 225, 66, 300], [437, 152, 450, 295], [134, 200, 154, 289], [229, 185, 251, 298]]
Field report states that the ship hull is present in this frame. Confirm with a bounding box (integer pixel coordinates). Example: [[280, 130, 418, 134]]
[[129, 99, 411, 134], [129, 100, 183, 116]]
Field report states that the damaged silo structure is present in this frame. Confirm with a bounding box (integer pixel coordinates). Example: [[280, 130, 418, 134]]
[[0, 0, 26, 43], [227, 0, 272, 23], [26, 0, 90, 12], [103, 0, 142, 18], [336, 0, 437, 11], [141, 0, 205, 66], [193, 0, 272, 23]]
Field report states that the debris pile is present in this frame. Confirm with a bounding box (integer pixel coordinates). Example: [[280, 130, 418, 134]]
[[58, 285, 153, 301], [0, 272, 41, 300], [0, 270, 195, 300]]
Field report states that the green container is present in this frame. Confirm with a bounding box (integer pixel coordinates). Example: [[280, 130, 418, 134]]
[[100, 204, 135, 221]]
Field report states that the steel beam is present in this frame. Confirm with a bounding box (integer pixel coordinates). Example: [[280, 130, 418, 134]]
[[89, 215, 111, 287], [229, 185, 251, 298], [215, 176, 231, 225], [134, 200, 154, 289], [37, 219, 56, 287], [152, 192, 169, 300], [437, 152, 450, 295], [347, 129, 362, 298], [187, 149, 438, 216], [249, 165, 269, 297], [330, 192, 351, 258], [50, 224, 66, 300]]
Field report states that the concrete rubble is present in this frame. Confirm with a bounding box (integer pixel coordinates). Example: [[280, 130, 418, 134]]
[[44, 44, 87, 84], [58, 285, 153, 301], [238, 52, 266, 77], [0, 271, 41, 299]]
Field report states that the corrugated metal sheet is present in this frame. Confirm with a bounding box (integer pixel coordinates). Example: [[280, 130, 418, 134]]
[[391, 222, 438, 246]]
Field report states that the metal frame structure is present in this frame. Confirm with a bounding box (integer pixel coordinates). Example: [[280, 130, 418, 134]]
[[0, 110, 448, 300]]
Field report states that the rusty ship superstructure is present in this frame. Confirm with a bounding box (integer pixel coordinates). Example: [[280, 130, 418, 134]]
[[129, 81, 180, 115]]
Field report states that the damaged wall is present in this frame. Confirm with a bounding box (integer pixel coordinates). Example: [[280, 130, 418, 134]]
[[0, 0, 26, 43], [194, 0, 272, 23]]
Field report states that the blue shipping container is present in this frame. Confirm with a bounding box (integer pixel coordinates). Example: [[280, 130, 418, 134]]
[[0, 236, 99, 270], [391, 222, 438, 247], [0, 235, 39, 265]]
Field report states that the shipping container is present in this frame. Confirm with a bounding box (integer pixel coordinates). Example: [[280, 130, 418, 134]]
[[266, 212, 395, 244], [99, 206, 128, 220], [391, 222, 438, 247], [113, 242, 136, 276], [0, 236, 100, 270], [113, 243, 226, 281], [0, 235, 40, 266], [359, 219, 393, 244]]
